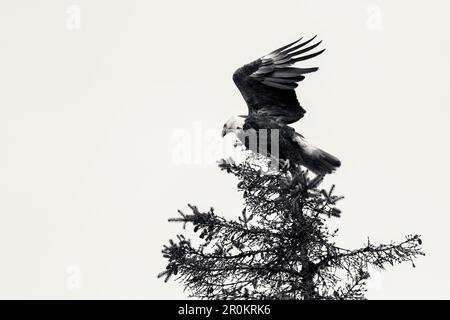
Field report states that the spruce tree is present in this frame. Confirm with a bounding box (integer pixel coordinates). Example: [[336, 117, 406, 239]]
[[159, 155, 423, 300]]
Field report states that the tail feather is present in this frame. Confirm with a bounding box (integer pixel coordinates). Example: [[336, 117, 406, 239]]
[[312, 148, 341, 175], [293, 134, 341, 175]]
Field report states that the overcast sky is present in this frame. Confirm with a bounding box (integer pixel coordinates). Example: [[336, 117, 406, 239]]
[[0, 0, 449, 299]]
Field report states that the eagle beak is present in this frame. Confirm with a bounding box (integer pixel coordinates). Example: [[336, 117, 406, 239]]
[[221, 128, 228, 137]]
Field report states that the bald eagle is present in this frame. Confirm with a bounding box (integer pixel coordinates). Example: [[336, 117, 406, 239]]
[[222, 36, 341, 175]]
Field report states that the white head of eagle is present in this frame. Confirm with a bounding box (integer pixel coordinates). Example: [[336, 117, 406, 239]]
[[222, 115, 246, 137], [221, 36, 341, 175]]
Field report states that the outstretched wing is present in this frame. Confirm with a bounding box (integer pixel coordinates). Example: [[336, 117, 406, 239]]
[[233, 36, 325, 124]]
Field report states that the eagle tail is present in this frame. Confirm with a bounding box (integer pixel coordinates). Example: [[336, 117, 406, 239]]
[[293, 135, 341, 175], [311, 148, 341, 175]]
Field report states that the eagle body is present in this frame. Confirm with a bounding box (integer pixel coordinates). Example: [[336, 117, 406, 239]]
[[223, 36, 341, 175]]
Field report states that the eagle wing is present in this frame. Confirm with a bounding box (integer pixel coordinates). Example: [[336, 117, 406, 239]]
[[232, 36, 325, 125]]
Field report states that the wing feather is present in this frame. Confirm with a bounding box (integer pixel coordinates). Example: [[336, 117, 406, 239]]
[[290, 49, 326, 63], [286, 41, 322, 58], [269, 37, 303, 55], [261, 80, 298, 90], [232, 36, 325, 125], [280, 35, 317, 55], [263, 76, 305, 83], [252, 66, 275, 76]]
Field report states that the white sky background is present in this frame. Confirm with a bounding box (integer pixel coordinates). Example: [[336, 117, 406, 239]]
[[0, 0, 449, 299]]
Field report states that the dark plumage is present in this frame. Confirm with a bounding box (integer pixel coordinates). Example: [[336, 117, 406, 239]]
[[223, 36, 340, 175]]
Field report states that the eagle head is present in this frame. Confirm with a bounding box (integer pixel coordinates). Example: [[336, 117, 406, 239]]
[[222, 115, 246, 137]]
